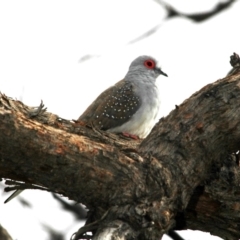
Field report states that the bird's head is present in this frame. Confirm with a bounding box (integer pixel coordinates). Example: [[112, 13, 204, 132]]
[[127, 55, 168, 80]]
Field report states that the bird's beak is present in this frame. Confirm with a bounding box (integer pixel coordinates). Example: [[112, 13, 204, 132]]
[[155, 67, 168, 77], [159, 69, 168, 77]]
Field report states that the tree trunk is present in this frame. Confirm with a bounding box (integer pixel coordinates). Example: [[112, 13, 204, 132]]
[[0, 70, 240, 239]]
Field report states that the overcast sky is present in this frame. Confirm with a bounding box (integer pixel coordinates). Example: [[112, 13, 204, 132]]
[[0, 1, 239, 239]]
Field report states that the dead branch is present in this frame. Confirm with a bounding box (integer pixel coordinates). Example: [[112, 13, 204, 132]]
[[0, 58, 240, 239]]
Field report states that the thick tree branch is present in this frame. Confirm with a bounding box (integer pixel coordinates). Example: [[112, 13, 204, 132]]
[[0, 97, 142, 209], [0, 68, 240, 239]]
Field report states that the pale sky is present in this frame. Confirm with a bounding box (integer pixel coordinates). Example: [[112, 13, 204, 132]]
[[0, 1, 239, 239]]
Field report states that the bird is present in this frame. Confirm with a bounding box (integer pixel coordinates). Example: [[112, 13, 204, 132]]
[[78, 55, 167, 139]]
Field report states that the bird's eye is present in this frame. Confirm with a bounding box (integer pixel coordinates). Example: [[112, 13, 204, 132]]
[[144, 59, 155, 69]]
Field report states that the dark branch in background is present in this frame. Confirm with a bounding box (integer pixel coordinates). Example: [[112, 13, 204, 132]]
[[128, 24, 161, 45], [128, 0, 236, 45], [79, 1, 237, 60], [155, 0, 236, 22], [78, 55, 100, 63]]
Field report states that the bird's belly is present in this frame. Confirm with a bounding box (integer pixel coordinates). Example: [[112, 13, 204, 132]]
[[108, 94, 160, 138]]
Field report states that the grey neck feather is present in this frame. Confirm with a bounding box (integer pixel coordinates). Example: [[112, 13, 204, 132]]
[[124, 67, 157, 85]]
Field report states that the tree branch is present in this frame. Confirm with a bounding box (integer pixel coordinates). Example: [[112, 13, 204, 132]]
[[1, 64, 240, 239]]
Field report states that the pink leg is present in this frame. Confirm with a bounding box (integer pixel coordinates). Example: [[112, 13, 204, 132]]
[[122, 132, 139, 140]]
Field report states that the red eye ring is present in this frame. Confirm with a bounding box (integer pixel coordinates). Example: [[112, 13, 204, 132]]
[[144, 59, 156, 69]]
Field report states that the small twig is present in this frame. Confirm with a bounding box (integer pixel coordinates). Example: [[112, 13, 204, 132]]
[[26, 100, 47, 118], [230, 52, 240, 68], [4, 180, 49, 192], [4, 180, 60, 203], [71, 210, 110, 240], [227, 52, 240, 76]]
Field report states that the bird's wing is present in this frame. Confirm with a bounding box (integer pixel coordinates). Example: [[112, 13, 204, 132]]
[[78, 80, 141, 130]]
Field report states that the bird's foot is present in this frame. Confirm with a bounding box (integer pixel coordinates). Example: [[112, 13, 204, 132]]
[[74, 120, 86, 126], [122, 132, 139, 140]]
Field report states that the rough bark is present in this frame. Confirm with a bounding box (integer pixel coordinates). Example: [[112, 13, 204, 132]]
[[0, 70, 240, 239], [0, 225, 13, 240]]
